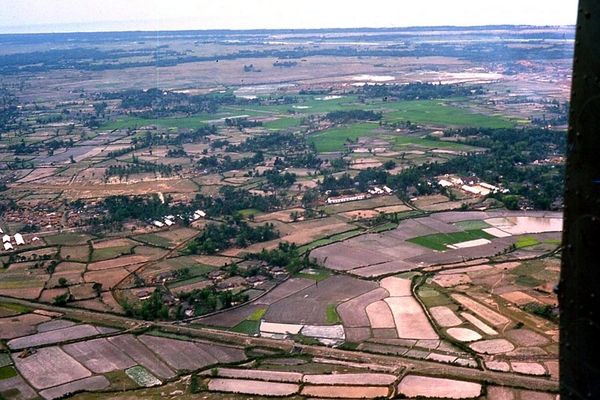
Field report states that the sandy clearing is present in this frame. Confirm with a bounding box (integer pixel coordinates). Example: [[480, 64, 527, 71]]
[[260, 321, 303, 335], [437, 265, 494, 275], [452, 238, 491, 248], [84, 267, 129, 288], [303, 373, 396, 385], [451, 294, 510, 326], [433, 273, 472, 287], [461, 312, 498, 335], [470, 339, 515, 354], [385, 297, 438, 339], [500, 291, 539, 306], [430, 306, 462, 327], [447, 327, 483, 342], [366, 301, 396, 329], [510, 362, 547, 375], [397, 375, 481, 399], [301, 385, 389, 398], [302, 325, 345, 340], [39, 375, 110, 400], [216, 368, 302, 382], [92, 238, 137, 249], [209, 378, 299, 396], [380, 276, 412, 297], [13, 346, 91, 390]]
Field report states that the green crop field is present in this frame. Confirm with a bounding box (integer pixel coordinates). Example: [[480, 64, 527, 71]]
[[382, 100, 514, 129], [133, 234, 174, 248], [326, 303, 341, 324], [0, 366, 17, 380], [231, 319, 260, 335], [91, 246, 135, 262], [248, 308, 266, 321], [407, 229, 495, 251], [453, 220, 492, 230], [307, 123, 380, 152]]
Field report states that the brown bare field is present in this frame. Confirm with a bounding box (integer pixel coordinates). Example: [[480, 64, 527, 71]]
[[469, 339, 515, 354], [339, 209, 380, 220], [39, 288, 69, 303], [0, 287, 44, 300], [384, 297, 438, 340], [345, 327, 372, 343], [197, 342, 246, 364], [48, 271, 84, 287], [322, 195, 404, 214], [303, 373, 396, 385], [170, 280, 212, 294], [451, 294, 510, 326], [152, 227, 199, 243], [108, 334, 175, 379], [7, 324, 100, 350], [64, 338, 137, 373], [138, 335, 217, 371], [433, 273, 472, 287], [311, 242, 393, 271], [350, 259, 417, 277], [0, 313, 51, 339], [265, 276, 378, 324], [460, 313, 498, 335], [36, 319, 75, 332], [13, 346, 91, 389], [375, 204, 412, 213], [446, 327, 483, 342], [69, 283, 98, 300], [366, 301, 396, 329], [92, 238, 137, 249], [194, 303, 264, 328], [87, 255, 151, 271], [380, 276, 412, 297], [337, 287, 389, 328], [397, 375, 481, 399], [59, 245, 90, 262], [39, 376, 110, 400], [55, 262, 87, 273], [254, 278, 316, 305], [254, 208, 304, 223], [301, 385, 389, 398], [84, 267, 129, 289], [500, 291, 539, 306], [18, 247, 59, 259], [486, 361, 511, 372], [100, 292, 125, 313], [191, 255, 240, 266], [510, 362, 547, 376], [215, 368, 302, 382], [55, 178, 199, 200], [17, 167, 59, 183], [504, 329, 549, 347], [0, 375, 38, 400], [209, 378, 299, 396], [430, 306, 462, 327]]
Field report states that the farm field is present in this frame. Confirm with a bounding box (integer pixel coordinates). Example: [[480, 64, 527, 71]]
[[0, 24, 571, 400]]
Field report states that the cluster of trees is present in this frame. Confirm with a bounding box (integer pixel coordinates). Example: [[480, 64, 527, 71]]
[[244, 241, 320, 274], [360, 82, 481, 100], [177, 286, 249, 316], [185, 218, 279, 254], [104, 161, 178, 180], [224, 117, 262, 129], [273, 61, 298, 67], [190, 186, 281, 218], [0, 88, 19, 133], [325, 110, 382, 123]]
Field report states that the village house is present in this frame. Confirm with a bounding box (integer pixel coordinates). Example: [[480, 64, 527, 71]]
[[326, 193, 367, 204]]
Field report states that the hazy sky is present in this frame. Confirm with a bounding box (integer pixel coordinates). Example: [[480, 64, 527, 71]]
[[0, 0, 579, 34]]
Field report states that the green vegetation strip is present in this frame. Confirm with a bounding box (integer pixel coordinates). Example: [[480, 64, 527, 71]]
[[230, 320, 260, 335], [326, 303, 341, 324], [133, 234, 174, 248], [452, 220, 491, 230], [0, 302, 31, 314], [248, 308, 266, 321], [515, 237, 541, 248], [308, 123, 379, 153], [0, 366, 17, 380], [407, 229, 495, 251], [294, 269, 332, 282], [297, 229, 363, 254]]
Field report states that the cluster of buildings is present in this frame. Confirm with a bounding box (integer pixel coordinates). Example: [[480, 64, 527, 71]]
[[438, 175, 509, 197], [151, 210, 206, 228], [2, 231, 25, 251], [325, 185, 394, 205]]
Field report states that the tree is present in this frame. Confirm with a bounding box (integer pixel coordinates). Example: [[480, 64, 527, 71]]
[[58, 277, 68, 287], [53, 293, 69, 306]]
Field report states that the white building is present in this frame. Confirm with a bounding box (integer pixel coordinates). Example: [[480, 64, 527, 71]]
[[4, 242, 13, 251], [14, 233, 24, 246], [326, 194, 366, 204], [2, 235, 10, 243]]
